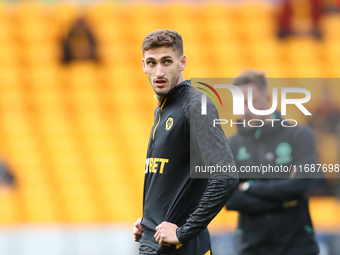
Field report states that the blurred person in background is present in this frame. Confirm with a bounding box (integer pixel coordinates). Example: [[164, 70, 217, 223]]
[[324, 0, 340, 12], [277, 0, 324, 39], [133, 29, 238, 255], [309, 86, 340, 197], [0, 158, 15, 189], [226, 70, 320, 255], [62, 17, 98, 63]]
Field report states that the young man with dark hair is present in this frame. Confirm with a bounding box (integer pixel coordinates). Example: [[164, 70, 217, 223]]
[[133, 29, 238, 255], [226, 70, 320, 255]]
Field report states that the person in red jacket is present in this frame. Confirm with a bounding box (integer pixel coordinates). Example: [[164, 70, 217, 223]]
[[278, 0, 324, 39]]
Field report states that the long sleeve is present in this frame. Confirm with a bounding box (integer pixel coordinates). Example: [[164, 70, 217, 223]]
[[245, 178, 312, 201], [226, 188, 282, 214], [176, 89, 239, 244]]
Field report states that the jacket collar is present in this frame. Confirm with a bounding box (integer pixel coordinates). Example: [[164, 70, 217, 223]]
[[158, 80, 191, 109]]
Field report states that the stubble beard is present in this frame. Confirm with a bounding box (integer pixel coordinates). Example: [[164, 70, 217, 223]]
[[149, 72, 180, 97]]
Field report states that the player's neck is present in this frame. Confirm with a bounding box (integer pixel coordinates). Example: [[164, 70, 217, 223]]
[[155, 94, 165, 107]]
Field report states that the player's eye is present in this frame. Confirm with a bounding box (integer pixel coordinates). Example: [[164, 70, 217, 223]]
[[164, 60, 172, 65], [147, 61, 156, 67]]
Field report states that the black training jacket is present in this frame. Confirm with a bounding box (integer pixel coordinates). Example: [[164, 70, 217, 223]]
[[226, 112, 320, 255], [141, 80, 238, 253]]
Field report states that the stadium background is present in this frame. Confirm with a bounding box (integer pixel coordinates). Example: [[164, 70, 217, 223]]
[[0, 0, 339, 254]]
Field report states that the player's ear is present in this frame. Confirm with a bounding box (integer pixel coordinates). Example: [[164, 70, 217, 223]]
[[266, 91, 271, 103], [142, 58, 147, 74], [264, 91, 271, 107], [179, 55, 187, 72]]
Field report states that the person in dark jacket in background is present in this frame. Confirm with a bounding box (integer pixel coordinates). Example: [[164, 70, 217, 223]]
[[62, 17, 98, 63], [226, 70, 319, 255], [0, 158, 15, 188]]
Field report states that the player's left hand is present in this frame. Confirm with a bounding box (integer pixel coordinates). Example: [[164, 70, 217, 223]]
[[154, 221, 180, 246]]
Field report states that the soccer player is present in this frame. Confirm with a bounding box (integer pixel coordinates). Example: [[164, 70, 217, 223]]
[[133, 29, 238, 255], [226, 70, 320, 255]]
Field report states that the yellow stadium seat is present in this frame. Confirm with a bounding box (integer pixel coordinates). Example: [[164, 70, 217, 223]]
[[309, 197, 340, 232], [323, 15, 340, 41], [60, 180, 99, 221], [27, 66, 61, 89], [19, 22, 51, 44], [67, 62, 97, 88], [17, 165, 47, 185], [94, 21, 121, 46], [24, 197, 58, 222], [0, 192, 19, 224], [64, 196, 98, 222], [325, 41, 340, 66], [15, 1, 45, 23], [87, 1, 115, 25], [53, 2, 79, 37], [0, 44, 19, 68], [21, 44, 60, 67], [0, 22, 12, 44], [317, 134, 339, 174], [286, 38, 319, 64]]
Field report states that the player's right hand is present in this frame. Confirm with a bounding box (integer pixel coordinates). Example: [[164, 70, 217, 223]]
[[133, 218, 143, 242]]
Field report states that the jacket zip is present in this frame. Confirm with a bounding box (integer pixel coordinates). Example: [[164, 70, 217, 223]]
[[152, 98, 167, 140]]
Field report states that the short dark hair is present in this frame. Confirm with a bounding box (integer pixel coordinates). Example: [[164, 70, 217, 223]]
[[233, 70, 267, 91], [142, 29, 183, 56]]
